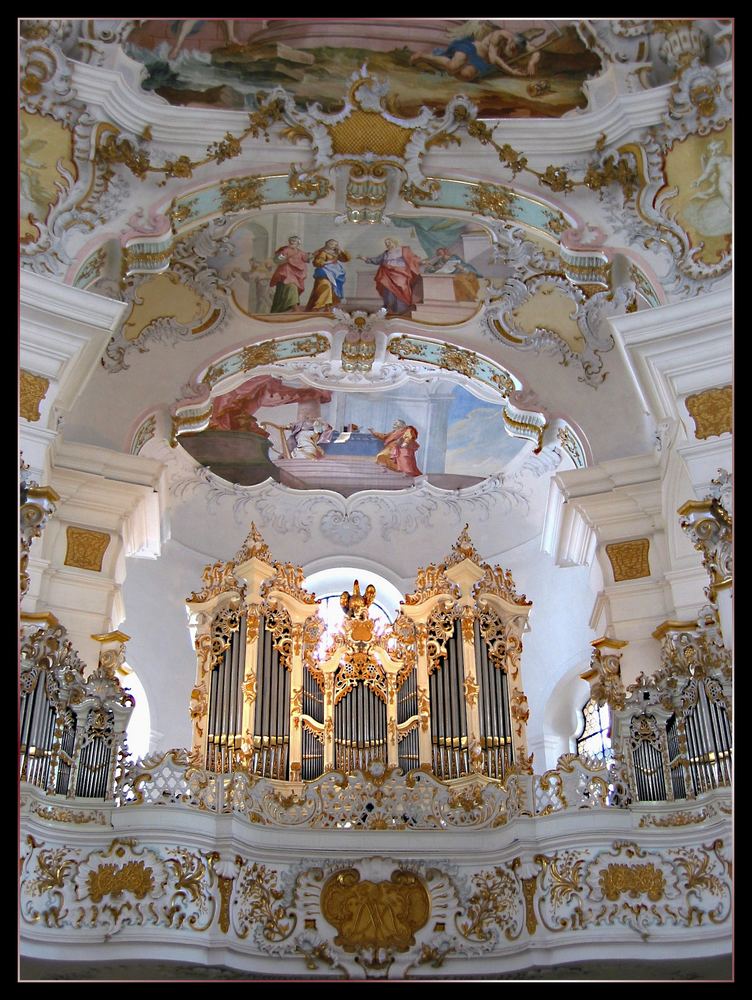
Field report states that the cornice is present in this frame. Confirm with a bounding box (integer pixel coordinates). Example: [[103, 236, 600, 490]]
[[610, 291, 732, 426], [51, 439, 164, 490], [69, 56, 728, 160]]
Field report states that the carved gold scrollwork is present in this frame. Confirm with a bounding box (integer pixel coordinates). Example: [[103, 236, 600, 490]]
[[320, 868, 430, 954], [87, 860, 154, 902], [599, 863, 666, 901]]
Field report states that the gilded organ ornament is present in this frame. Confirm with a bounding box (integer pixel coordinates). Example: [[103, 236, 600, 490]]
[[320, 868, 430, 954]]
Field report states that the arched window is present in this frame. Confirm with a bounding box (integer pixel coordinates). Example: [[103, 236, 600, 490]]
[[576, 697, 611, 763], [121, 666, 151, 760], [304, 567, 401, 652]]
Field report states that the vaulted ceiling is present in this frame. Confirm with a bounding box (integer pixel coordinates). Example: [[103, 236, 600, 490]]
[[20, 19, 732, 736]]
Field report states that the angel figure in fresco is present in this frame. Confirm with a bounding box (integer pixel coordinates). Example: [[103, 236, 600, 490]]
[[239, 257, 274, 313], [369, 419, 422, 477], [358, 238, 424, 315], [305, 239, 351, 311], [268, 235, 311, 313], [682, 139, 732, 238]]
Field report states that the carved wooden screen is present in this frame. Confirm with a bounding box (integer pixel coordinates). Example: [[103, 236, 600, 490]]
[[428, 615, 469, 779], [252, 613, 291, 779], [474, 616, 514, 779], [206, 609, 246, 774]]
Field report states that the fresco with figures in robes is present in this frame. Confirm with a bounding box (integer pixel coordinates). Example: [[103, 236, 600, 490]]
[[208, 212, 501, 324], [178, 376, 528, 496]]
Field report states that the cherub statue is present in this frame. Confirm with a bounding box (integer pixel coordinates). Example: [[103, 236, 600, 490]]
[[340, 579, 376, 620]]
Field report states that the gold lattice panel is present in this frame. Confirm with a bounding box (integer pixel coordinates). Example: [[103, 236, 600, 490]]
[[329, 111, 412, 157]]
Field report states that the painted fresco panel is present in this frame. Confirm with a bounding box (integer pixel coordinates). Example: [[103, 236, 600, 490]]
[[662, 124, 732, 267], [210, 213, 501, 325], [179, 377, 526, 495], [125, 19, 600, 118]]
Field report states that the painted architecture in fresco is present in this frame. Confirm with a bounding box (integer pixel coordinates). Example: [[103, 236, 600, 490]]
[[125, 19, 601, 118], [179, 376, 527, 494], [213, 214, 493, 323]]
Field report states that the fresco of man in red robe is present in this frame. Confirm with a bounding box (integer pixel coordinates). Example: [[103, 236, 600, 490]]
[[358, 238, 423, 314], [269, 235, 311, 313]]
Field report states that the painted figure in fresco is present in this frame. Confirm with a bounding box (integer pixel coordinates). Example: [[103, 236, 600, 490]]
[[358, 239, 424, 315], [240, 257, 274, 313], [422, 246, 482, 301], [410, 25, 541, 80], [684, 140, 732, 237], [286, 418, 335, 460], [167, 19, 266, 59], [305, 239, 351, 311], [370, 420, 422, 477], [268, 236, 311, 313]]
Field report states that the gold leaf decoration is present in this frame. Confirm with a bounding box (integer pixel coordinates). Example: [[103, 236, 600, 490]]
[[64, 527, 111, 572], [685, 386, 732, 440], [320, 868, 430, 953], [20, 370, 50, 422], [605, 539, 651, 582]]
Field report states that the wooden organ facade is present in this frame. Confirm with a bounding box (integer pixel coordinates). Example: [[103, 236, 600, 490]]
[[186, 525, 533, 784]]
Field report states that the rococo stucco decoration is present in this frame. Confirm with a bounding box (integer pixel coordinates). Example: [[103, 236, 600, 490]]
[[19, 17, 732, 983], [20, 828, 731, 980]]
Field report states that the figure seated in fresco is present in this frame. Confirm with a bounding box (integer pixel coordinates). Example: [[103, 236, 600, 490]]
[[421, 247, 482, 301], [369, 420, 422, 477], [285, 419, 335, 460]]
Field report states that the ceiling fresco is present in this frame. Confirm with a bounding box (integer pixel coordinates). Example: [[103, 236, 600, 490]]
[[212, 213, 495, 323], [19, 17, 732, 548], [178, 374, 528, 495], [125, 19, 601, 118]]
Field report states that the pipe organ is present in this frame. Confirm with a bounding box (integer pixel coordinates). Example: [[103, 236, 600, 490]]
[[187, 525, 533, 784], [611, 612, 732, 803], [19, 618, 133, 799]]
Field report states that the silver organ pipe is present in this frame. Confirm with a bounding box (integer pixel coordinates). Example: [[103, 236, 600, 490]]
[[75, 709, 114, 799], [397, 668, 418, 773], [302, 664, 324, 780], [334, 681, 387, 772], [630, 715, 668, 802], [475, 620, 513, 780], [55, 709, 77, 796], [252, 615, 290, 780], [666, 714, 687, 799], [430, 618, 469, 780], [205, 612, 245, 774]]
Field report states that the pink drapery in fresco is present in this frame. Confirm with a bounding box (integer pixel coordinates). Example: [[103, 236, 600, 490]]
[[209, 375, 332, 433]]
